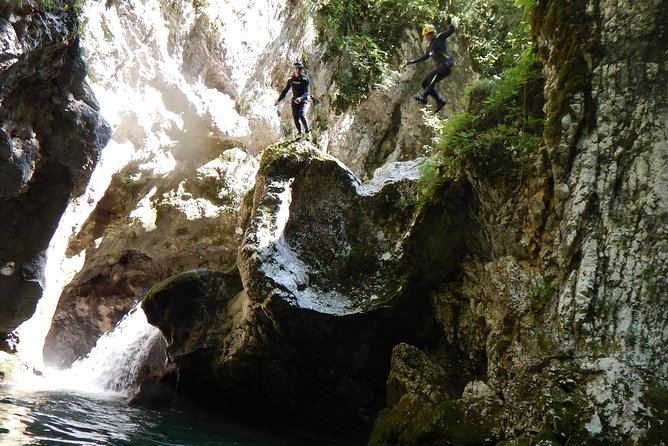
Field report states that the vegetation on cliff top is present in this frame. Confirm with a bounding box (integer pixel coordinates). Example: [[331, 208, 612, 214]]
[[315, 0, 439, 111], [1, 0, 82, 14], [313, 0, 537, 111], [433, 47, 544, 180], [415, 0, 542, 205]]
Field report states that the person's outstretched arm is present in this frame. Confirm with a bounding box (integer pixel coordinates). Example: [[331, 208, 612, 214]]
[[406, 51, 430, 66], [438, 18, 455, 41], [275, 78, 292, 105]]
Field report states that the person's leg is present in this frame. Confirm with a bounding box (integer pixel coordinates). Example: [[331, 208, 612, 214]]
[[291, 102, 302, 134], [414, 67, 439, 104], [422, 64, 450, 102], [298, 102, 310, 134]]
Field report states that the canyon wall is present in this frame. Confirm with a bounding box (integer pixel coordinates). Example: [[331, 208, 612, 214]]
[[0, 2, 110, 351]]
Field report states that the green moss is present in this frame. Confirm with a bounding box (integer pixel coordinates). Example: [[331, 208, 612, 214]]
[[370, 398, 494, 446], [143, 270, 205, 304], [643, 383, 668, 443], [531, 0, 594, 145], [258, 140, 320, 177], [428, 400, 493, 445], [544, 386, 608, 445]]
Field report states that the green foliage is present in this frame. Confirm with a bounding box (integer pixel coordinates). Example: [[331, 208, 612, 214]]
[[531, 276, 557, 306], [548, 388, 596, 443], [316, 0, 439, 110], [642, 268, 664, 299], [416, 159, 444, 204], [432, 46, 544, 180], [330, 35, 389, 111], [314, 0, 538, 110], [449, 0, 536, 76], [1, 0, 85, 14]]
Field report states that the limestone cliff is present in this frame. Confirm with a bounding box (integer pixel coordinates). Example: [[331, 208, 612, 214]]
[[0, 1, 110, 351], [140, 142, 470, 440], [1, 0, 664, 444], [370, 0, 668, 444]]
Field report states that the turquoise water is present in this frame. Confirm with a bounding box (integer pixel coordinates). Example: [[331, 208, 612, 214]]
[[0, 386, 310, 445]]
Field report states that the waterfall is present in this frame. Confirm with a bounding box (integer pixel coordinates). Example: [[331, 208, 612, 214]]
[[10, 141, 133, 371], [14, 299, 165, 396], [9, 0, 299, 392], [60, 302, 166, 395], [9, 141, 138, 391]]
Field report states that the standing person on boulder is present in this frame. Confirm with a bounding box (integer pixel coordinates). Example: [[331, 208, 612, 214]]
[[275, 60, 311, 141], [403, 18, 455, 112]]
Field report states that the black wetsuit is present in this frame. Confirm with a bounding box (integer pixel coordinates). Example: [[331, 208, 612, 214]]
[[407, 25, 455, 103], [278, 73, 311, 134]]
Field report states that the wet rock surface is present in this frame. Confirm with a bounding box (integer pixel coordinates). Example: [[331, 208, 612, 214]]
[[238, 142, 429, 314]]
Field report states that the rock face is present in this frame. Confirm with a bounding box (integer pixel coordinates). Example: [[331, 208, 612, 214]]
[[41, 147, 258, 365], [309, 32, 477, 179], [239, 142, 431, 315], [140, 142, 470, 440], [368, 0, 668, 444], [0, 3, 111, 351]]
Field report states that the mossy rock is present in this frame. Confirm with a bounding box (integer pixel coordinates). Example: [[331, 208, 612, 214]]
[[143, 270, 206, 302], [142, 269, 243, 357], [258, 140, 327, 177], [370, 398, 494, 446], [643, 383, 668, 444]]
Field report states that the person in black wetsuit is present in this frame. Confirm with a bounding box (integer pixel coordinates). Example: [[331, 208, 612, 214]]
[[404, 18, 455, 112], [275, 61, 311, 140]]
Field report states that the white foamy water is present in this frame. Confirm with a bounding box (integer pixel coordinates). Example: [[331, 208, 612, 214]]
[[11, 302, 164, 396], [61, 302, 164, 394], [12, 141, 135, 374]]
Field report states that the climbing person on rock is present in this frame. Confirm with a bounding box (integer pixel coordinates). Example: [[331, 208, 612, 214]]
[[402, 17, 455, 113], [275, 60, 311, 141]]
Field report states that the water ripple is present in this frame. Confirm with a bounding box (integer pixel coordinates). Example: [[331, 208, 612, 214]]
[[0, 386, 309, 445]]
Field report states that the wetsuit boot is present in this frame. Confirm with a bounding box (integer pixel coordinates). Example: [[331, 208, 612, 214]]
[[435, 97, 447, 112], [413, 94, 428, 104]]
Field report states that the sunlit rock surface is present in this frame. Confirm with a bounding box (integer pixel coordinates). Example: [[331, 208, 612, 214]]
[[44, 148, 257, 365], [10, 1, 473, 370], [238, 142, 428, 315], [0, 4, 110, 350], [35, 0, 476, 363]]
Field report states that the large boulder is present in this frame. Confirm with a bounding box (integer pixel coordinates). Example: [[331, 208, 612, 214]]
[[0, 4, 111, 350], [141, 142, 470, 440], [140, 269, 244, 411]]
